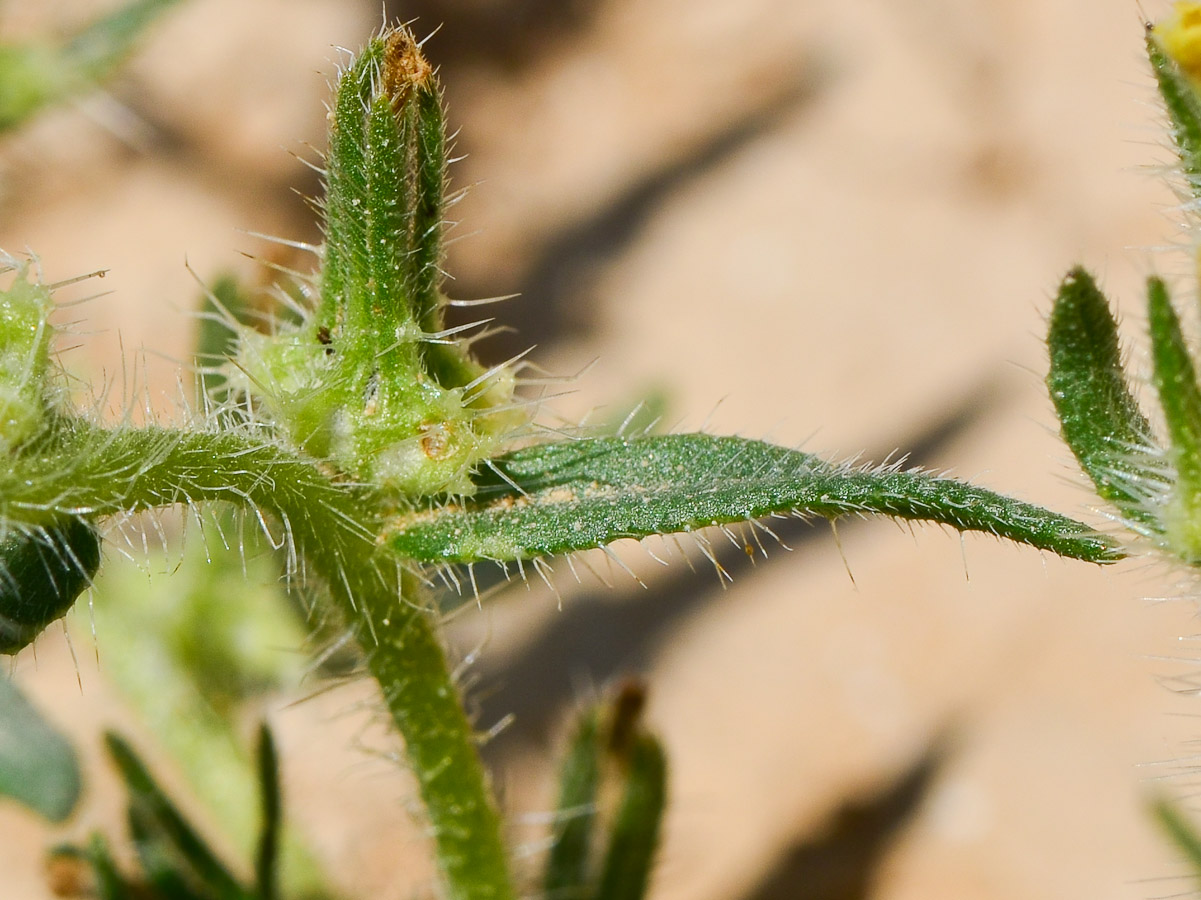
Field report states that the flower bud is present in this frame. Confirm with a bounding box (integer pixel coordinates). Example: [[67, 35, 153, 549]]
[[234, 26, 525, 496]]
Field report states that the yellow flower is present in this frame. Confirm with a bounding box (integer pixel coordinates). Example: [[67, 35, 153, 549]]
[[1156, 1, 1201, 81]]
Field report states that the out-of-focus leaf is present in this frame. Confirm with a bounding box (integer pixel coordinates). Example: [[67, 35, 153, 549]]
[[542, 683, 667, 900], [255, 723, 281, 900], [0, 676, 80, 822], [594, 732, 667, 900], [1152, 795, 1201, 885], [544, 710, 602, 899], [0, 0, 183, 131], [105, 731, 251, 900], [84, 835, 140, 900]]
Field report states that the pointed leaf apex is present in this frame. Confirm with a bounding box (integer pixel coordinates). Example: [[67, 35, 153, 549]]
[[1047, 266, 1160, 531], [388, 435, 1123, 565]]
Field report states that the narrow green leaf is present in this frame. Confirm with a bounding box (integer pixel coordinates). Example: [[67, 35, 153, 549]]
[[255, 723, 281, 900], [544, 710, 603, 899], [594, 734, 667, 900], [92, 524, 330, 900], [1152, 795, 1201, 884], [1147, 275, 1201, 562], [1148, 28, 1201, 199], [1046, 266, 1161, 532], [105, 732, 251, 900], [0, 677, 80, 821], [387, 434, 1121, 565]]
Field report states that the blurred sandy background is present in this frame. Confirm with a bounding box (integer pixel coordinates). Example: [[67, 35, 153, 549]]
[[3, 1, 1201, 898]]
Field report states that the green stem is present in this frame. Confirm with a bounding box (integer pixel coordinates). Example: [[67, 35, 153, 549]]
[[2, 419, 515, 900], [364, 573, 512, 900]]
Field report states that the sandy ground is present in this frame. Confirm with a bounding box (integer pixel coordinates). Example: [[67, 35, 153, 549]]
[[3, 1, 1201, 898]]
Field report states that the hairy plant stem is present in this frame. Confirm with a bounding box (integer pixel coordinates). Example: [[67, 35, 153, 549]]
[[2, 418, 514, 900]]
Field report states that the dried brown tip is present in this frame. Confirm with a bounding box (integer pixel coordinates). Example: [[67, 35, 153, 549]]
[[382, 27, 433, 106], [607, 678, 648, 758]]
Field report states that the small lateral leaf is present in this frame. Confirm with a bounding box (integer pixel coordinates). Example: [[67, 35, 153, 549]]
[[544, 710, 603, 899], [1046, 266, 1161, 532], [1148, 276, 1201, 562], [0, 676, 80, 822], [387, 434, 1121, 565], [105, 732, 251, 900]]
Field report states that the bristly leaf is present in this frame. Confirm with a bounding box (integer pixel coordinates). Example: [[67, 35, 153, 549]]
[[1047, 267, 1162, 533], [1148, 276, 1201, 562], [411, 80, 448, 336], [320, 27, 440, 369], [0, 677, 81, 822], [385, 434, 1121, 564]]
